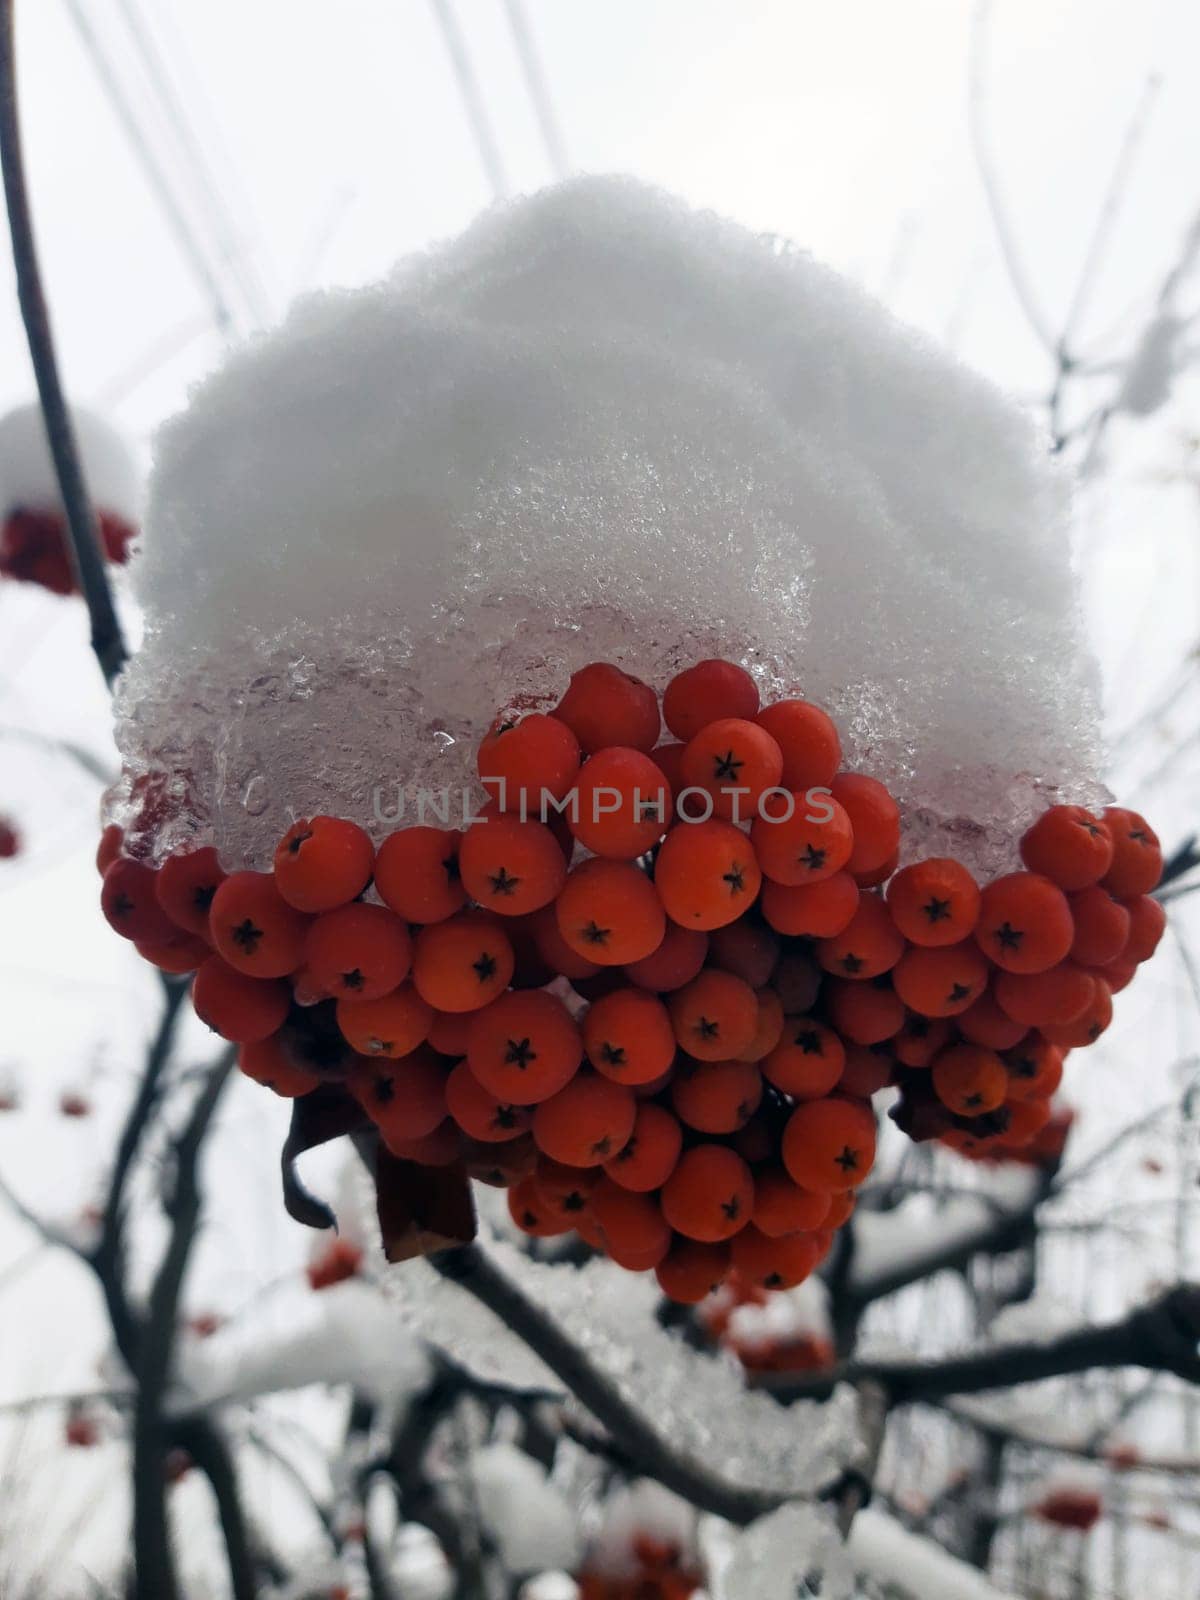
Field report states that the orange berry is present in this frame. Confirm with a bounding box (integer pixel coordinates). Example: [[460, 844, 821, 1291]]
[[886, 858, 980, 947], [826, 977, 905, 1045], [351, 1048, 447, 1146], [892, 941, 989, 1017], [477, 712, 581, 814], [445, 1061, 533, 1141], [273, 816, 373, 913], [374, 826, 466, 924], [527, 904, 601, 981], [136, 932, 212, 975], [336, 983, 432, 1058], [838, 1043, 894, 1098], [893, 1013, 953, 1068], [552, 662, 660, 755], [736, 988, 786, 1062], [508, 1175, 573, 1238], [1003, 1037, 1063, 1101], [731, 1226, 820, 1291], [1068, 886, 1130, 967], [852, 849, 900, 889], [671, 1059, 762, 1133], [603, 1103, 683, 1191], [763, 1019, 846, 1099], [555, 858, 665, 965], [458, 815, 566, 916], [830, 773, 900, 876], [824, 1190, 857, 1228], [760, 871, 858, 938], [975, 872, 1074, 974], [304, 903, 411, 1000], [648, 740, 687, 799], [102, 859, 178, 944], [467, 1135, 536, 1187], [1123, 895, 1166, 963], [192, 956, 290, 1043], [388, 1119, 463, 1167], [1099, 954, 1137, 993], [654, 819, 762, 930], [931, 1044, 1008, 1116], [156, 847, 226, 937], [568, 746, 673, 859], [782, 1096, 876, 1190], [534, 1157, 600, 1219], [956, 989, 1028, 1051], [238, 1036, 320, 1098], [1101, 808, 1163, 897], [816, 893, 905, 980], [668, 969, 759, 1061], [1042, 978, 1112, 1048], [707, 920, 780, 988], [1002, 1096, 1052, 1146], [428, 1009, 471, 1056], [623, 923, 708, 991], [96, 823, 123, 876], [209, 871, 310, 978], [753, 699, 840, 791], [466, 990, 582, 1104], [661, 1145, 754, 1241], [412, 913, 514, 1012], [772, 949, 823, 1013], [591, 1178, 672, 1263], [750, 792, 853, 887], [1020, 805, 1113, 890], [663, 659, 759, 742], [582, 988, 676, 1084], [655, 1237, 730, 1303], [532, 1071, 636, 1166], [993, 962, 1094, 1027], [679, 718, 783, 821], [752, 1169, 831, 1236]]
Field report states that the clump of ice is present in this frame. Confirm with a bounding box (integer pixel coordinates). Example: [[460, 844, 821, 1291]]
[[0, 401, 140, 523], [113, 176, 1102, 870], [714, 1503, 853, 1600]]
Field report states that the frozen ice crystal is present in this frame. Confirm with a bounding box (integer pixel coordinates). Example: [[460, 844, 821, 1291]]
[[113, 177, 1102, 872], [714, 1503, 853, 1600]]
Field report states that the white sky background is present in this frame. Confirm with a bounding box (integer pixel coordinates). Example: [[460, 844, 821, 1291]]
[[0, 1, 1198, 1590]]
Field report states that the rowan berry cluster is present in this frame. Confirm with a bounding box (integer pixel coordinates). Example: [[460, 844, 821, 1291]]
[[97, 657, 1165, 1302]]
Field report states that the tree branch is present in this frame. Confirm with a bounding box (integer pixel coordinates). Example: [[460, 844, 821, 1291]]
[[170, 1415, 257, 1600]]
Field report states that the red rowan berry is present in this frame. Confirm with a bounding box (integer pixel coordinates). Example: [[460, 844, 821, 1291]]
[[304, 903, 411, 1000], [731, 1226, 820, 1291], [192, 956, 290, 1042], [101, 859, 178, 944], [1042, 978, 1112, 1048], [135, 931, 212, 974], [96, 823, 123, 876], [732, 1113, 776, 1166], [591, 1178, 672, 1264], [532, 1071, 636, 1165], [466, 1135, 538, 1188], [763, 1019, 846, 1099], [336, 983, 432, 1059], [975, 872, 1074, 974], [782, 1096, 876, 1190], [826, 977, 905, 1045], [893, 1013, 952, 1068], [648, 740, 687, 798], [1020, 805, 1113, 890], [478, 712, 581, 812], [753, 699, 840, 791], [671, 1059, 762, 1133], [931, 1044, 1008, 1116], [736, 987, 786, 1063], [583, 988, 676, 1084], [508, 1176, 572, 1238], [350, 1049, 448, 1146], [374, 826, 466, 925], [427, 1009, 471, 1056], [663, 659, 759, 742], [238, 1036, 321, 1098], [655, 1238, 731, 1303], [210, 872, 310, 979], [623, 922, 708, 991], [853, 849, 900, 889], [957, 989, 1028, 1051], [703, 924, 775, 991], [552, 662, 660, 754], [534, 1157, 600, 1219], [993, 963, 1094, 1027], [679, 718, 783, 821], [1099, 955, 1137, 993], [760, 871, 858, 938], [1101, 808, 1162, 896], [556, 858, 665, 964], [1123, 894, 1166, 963], [750, 792, 853, 887], [458, 814, 566, 916], [467, 990, 582, 1104], [655, 820, 762, 930], [603, 1102, 683, 1192], [661, 1145, 754, 1241], [816, 893, 905, 980], [1003, 1037, 1063, 1101], [444, 1061, 533, 1141], [824, 1190, 857, 1229], [752, 1169, 831, 1236], [156, 847, 226, 937], [668, 970, 758, 1061], [886, 858, 980, 947], [838, 1043, 895, 1098], [772, 949, 823, 1013], [388, 1119, 463, 1167], [274, 816, 373, 912], [1003, 1096, 1052, 1146], [1069, 886, 1130, 968], [893, 940, 989, 1017], [412, 913, 514, 1011], [527, 904, 602, 981], [830, 773, 900, 876], [569, 746, 673, 859]]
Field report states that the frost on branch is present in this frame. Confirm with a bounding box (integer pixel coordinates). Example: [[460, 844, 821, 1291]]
[[112, 176, 1100, 872]]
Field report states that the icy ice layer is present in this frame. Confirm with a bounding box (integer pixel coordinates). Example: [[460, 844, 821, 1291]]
[[112, 175, 1102, 870]]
